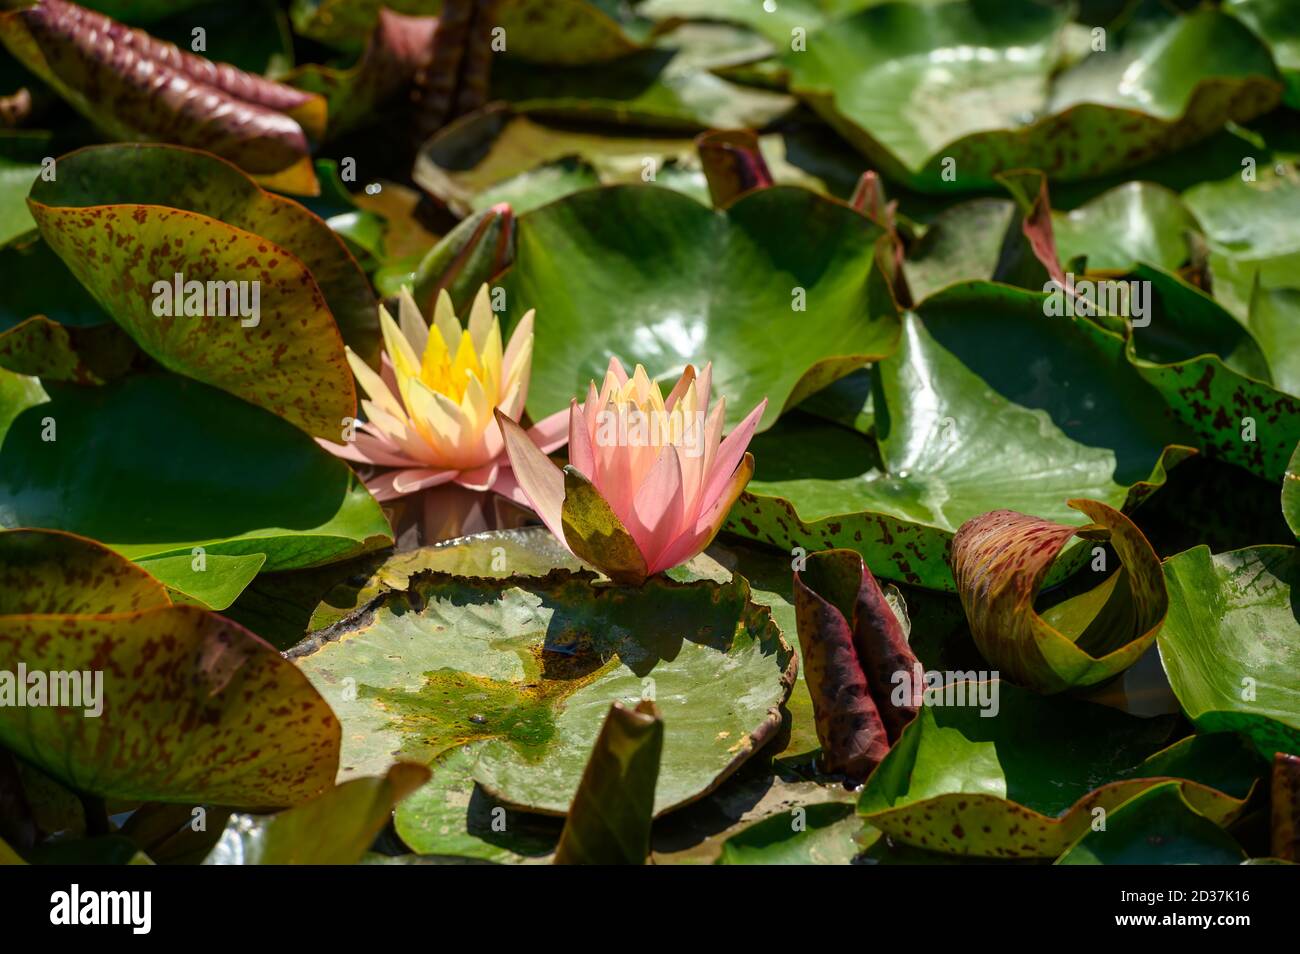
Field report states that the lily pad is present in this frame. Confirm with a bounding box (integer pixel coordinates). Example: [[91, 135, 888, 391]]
[[727, 282, 1193, 589], [0, 604, 340, 806], [29, 143, 381, 435], [503, 182, 899, 432], [1158, 544, 1300, 757], [718, 801, 862, 865], [203, 762, 430, 864], [1056, 782, 1247, 865], [1286, 443, 1300, 539], [135, 552, 268, 611], [1227, 0, 1300, 107], [492, 21, 795, 131], [0, 237, 138, 384], [290, 569, 796, 815], [858, 684, 1261, 857], [1052, 182, 1199, 274], [0, 527, 169, 615], [784, 1, 1281, 192], [0, 374, 393, 593]]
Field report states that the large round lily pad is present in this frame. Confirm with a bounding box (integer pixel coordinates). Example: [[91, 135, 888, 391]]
[[1158, 544, 1300, 757], [502, 182, 899, 432], [0, 374, 392, 601], [290, 569, 796, 815], [784, 1, 1281, 192], [726, 282, 1193, 589]]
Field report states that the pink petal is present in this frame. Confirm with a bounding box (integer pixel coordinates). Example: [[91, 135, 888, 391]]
[[626, 445, 685, 570], [366, 467, 458, 502], [702, 399, 766, 510], [566, 399, 595, 480], [653, 452, 754, 573], [605, 356, 629, 386], [454, 461, 500, 492], [495, 409, 566, 544], [316, 435, 412, 469], [663, 364, 696, 412]]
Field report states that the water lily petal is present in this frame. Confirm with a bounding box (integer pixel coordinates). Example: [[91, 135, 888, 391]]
[[432, 289, 461, 353], [529, 406, 572, 454], [702, 399, 766, 510], [366, 467, 458, 502], [496, 409, 566, 543], [627, 444, 685, 570], [397, 287, 429, 358], [454, 460, 500, 492]]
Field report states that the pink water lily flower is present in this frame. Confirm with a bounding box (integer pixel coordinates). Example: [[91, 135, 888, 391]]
[[320, 284, 567, 503], [498, 359, 766, 585]]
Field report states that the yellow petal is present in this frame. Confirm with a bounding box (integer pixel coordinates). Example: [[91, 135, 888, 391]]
[[433, 289, 460, 353], [397, 287, 429, 357]]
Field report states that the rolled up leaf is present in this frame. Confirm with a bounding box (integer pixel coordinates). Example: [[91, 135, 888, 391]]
[[1273, 752, 1300, 862], [411, 202, 514, 316], [553, 700, 663, 865], [793, 549, 892, 779], [951, 498, 1167, 694], [696, 129, 773, 209], [0, 0, 325, 193]]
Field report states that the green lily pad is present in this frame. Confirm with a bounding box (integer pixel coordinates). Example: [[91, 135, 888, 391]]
[[28, 143, 381, 436], [784, 1, 1281, 192], [727, 282, 1193, 589], [0, 604, 340, 807], [0, 367, 44, 446], [135, 552, 268, 612], [492, 22, 795, 131], [1053, 182, 1199, 274], [504, 183, 899, 432], [1124, 266, 1300, 482], [1056, 781, 1247, 865], [290, 569, 796, 815], [1227, 0, 1300, 107], [858, 684, 1261, 857], [1158, 544, 1300, 757], [718, 801, 862, 865], [0, 375, 393, 595], [203, 763, 430, 864], [393, 741, 560, 863], [308, 528, 584, 632], [0, 527, 170, 615], [641, 0, 873, 46]]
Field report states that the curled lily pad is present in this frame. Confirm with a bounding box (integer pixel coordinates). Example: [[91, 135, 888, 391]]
[[727, 282, 1193, 589], [0, 527, 169, 615], [0, 0, 325, 192], [858, 684, 1261, 858], [287, 9, 435, 140], [785, 2, 1280, 192], [203, 762, 430, 864], [951, 499, 1166, 694], [553, 700, 663, 865], [1158, 544, 1300, 757], [1056, 782, 1248, 865], [503, 183, 899, 432], [0, 374, 393, 597], [1051, 182, 1199, 274], [290, 569, 796, 816], [0, 604, 340, 806]]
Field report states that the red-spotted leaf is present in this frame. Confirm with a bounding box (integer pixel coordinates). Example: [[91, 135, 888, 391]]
[[0, 0, 325, 193], [0, 527, 169, 616], [0, 604, 340, 807], [1274, 753, 1300, 862], [951, 499, 1166, 694], [287, 9, 436, 140], [792, 549, 919, 779], [27, 144, 364, 439]]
